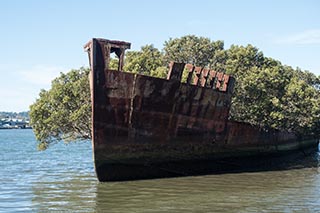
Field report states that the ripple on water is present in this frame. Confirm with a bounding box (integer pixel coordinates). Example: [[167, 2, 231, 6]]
[[1, 129, 320, 213]]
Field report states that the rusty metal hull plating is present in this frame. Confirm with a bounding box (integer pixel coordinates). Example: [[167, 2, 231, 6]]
[[85, 38, 319, 181]]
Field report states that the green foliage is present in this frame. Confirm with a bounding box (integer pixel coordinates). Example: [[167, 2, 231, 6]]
[[124, 45, 164, 76], [225, 44, 265, 76], [30, 35, 320, 150], [109, 58, 119, 70], [225, 45, 320, 135], [150, 66, 168, 78], [29, 67, 91, 150], [163, 37, 320, 135], [163, 35, 224, 67], [280, 77, 320, 135], [123, 36, 320, 135]]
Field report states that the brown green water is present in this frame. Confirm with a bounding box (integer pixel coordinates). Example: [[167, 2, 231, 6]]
[[1, 129, 320, 212]]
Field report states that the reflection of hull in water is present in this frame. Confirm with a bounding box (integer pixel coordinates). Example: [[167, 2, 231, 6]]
[[84, 38, 319, 181]]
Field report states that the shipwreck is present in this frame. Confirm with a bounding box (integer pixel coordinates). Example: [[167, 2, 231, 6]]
[[84, 38, 319, 181]]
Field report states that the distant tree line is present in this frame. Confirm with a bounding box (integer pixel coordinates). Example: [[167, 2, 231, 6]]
[[30, 35, 320, 150]]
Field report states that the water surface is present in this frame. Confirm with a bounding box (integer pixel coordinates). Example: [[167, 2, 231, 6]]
[[0, 129, 319, 212]]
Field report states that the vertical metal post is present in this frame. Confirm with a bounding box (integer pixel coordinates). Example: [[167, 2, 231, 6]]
[[118, 48, 125, 71]]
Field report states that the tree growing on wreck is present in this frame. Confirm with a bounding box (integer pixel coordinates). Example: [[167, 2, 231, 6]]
[[30, 35, 320, 149], [29, 67, 91, 150], [163, 36, 320, 136], [163, 35, 226, 71], [224, 45, 320, 136]]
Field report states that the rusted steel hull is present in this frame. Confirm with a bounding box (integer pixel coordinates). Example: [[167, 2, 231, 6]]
[[94, 140, 319, 181], [85, 38, 319, 181]]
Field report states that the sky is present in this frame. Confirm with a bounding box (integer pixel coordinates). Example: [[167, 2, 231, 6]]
[[1, 0, 320, 112]]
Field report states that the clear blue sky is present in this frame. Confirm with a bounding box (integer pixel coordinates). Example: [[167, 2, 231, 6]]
[[1, 0, 320, 112]]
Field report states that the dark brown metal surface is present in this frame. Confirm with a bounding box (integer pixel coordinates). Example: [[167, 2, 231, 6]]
[[85, 38, 319, 181]]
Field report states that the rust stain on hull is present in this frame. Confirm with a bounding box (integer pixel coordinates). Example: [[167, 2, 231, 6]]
[[84, 38, 319, 181]]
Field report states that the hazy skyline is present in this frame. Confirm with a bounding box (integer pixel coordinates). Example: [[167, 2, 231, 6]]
[[1, 0, 320, 111]]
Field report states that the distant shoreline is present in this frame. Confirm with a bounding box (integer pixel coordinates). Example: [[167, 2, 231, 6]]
[[0, 127, 32, 130]]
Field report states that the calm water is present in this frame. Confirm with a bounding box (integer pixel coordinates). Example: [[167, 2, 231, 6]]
[[1, 129, 320, 212]]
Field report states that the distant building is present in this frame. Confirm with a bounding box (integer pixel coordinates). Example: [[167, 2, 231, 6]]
[[0, 118, 31, 129]]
